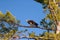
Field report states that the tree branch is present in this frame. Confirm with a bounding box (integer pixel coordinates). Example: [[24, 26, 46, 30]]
[[18, 25, 53, 31]]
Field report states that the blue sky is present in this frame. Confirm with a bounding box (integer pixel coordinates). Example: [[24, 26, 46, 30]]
[[0, 0, 47, 40]]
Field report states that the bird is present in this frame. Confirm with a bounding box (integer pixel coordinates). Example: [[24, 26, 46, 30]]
[[26, 20, 38, 27]]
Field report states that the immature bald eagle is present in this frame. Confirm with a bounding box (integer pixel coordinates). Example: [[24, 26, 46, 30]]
[[26, 20, 38, 27]]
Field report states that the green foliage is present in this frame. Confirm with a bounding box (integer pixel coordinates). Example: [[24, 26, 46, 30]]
[[0, 12, 5, 18], [35, 0, 60, 40], [29, 32, 35, 38], [34, 0, 48, 5], [42, 32, 60, 40], [0, 11, 19, 40], [40, 18, 55, 31], [34, 0, 49, 9]]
